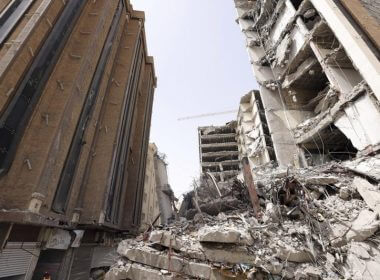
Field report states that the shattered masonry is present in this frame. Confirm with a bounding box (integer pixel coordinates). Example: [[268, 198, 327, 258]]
[[106, 0, 380, 280]]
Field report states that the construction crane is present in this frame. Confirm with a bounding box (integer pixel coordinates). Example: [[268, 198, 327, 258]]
[[177, 110, 238, 121]]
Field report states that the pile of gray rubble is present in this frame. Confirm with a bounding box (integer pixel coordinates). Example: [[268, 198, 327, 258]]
[[106, 157, 380, 279]]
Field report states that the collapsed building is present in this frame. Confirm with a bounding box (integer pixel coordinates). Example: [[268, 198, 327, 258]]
[[105, 0, 380, 279], [198, 122, 240, 182], [0, 0, 156, 279], [235, 0, 380, 169], [106, 165, 380, 280]]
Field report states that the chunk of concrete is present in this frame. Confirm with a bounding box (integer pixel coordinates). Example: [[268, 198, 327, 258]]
[[346, 209, 379, 242], [149, 230, 183, 251], [353, 177, 380, 216], [329, 223, 348, 247], [201, 246, 256, 264], [347, 252, 380, 280], [277, 246, 314, 263], [105, 264, 130, 280], [105, 263, 182, 280], [339, 187, 351, 200], [349, 242, 371, 260], [198, 226, 253, 245], [117, 245, 211, 279], [263, 260, 283, 275], [304, 176, 340, 185], [295, 266, 322, 280]]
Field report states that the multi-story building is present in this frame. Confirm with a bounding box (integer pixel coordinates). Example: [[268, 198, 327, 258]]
[[198, 122, 240, 182], [0, 0, 156, 279], [235, 0, 380, 168]]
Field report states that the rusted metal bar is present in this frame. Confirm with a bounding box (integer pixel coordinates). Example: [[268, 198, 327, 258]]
[[241, 157, 261, 218]]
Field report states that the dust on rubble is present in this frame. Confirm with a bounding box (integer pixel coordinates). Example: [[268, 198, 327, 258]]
[[106, 160, 380, 280]]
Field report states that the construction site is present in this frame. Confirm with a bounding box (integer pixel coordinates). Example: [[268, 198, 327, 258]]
[[0, 0, 380, 279]]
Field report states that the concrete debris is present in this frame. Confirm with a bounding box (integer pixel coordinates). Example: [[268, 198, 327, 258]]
[[106, 159, 380, 280], [344, 154, 380, 180], [344, 154, 380, 181], [199, 226, 254, 245], [353, 177, 380, 216], [347, 241, 380, 280], [277, 246, 314, 263], [346, 209, 379, 242]]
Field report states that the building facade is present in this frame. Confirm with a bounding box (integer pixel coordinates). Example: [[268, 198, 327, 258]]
[[235, 0, 380, 169], [0, 0, 156, 279]]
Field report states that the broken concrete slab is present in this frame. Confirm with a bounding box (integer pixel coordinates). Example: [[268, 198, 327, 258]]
[[117, 245, 212, 279], [344, 155, 380, 181], [201, 245, 256, 264], [277, 246, 314, 263], [329, 223, 349, 247], [295, 266, 323, 280], [353, 177, 380, 216], [303, 176, 340, 185], [349, 242, 371, 260], [198, 226, 253, 245], [346, 209, 379, 242], [149, 230, 183, 251], [105, 262, 184, 280], [347, 247, 380, 280]]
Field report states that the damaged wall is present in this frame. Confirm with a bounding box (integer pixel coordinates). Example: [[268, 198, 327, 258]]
[[237, 90, 276, 169], [140, 143, 161, 231], [154, 151, 176, 225]]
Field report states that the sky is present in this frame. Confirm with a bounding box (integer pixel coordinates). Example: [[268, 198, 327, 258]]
[[132, 0, 258, 197]]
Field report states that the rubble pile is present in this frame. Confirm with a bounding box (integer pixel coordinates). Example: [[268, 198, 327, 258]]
[[106, 161, 380, 280]]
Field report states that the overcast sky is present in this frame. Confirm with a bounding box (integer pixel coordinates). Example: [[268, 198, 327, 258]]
[[132, 0, 258, 197]]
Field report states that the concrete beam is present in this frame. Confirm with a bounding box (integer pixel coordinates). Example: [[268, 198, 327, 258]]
[[201, 142, 238, 149], [201, 151, 239, 159], [201, 160, 240, 168], [200, 133, 236, 141]]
